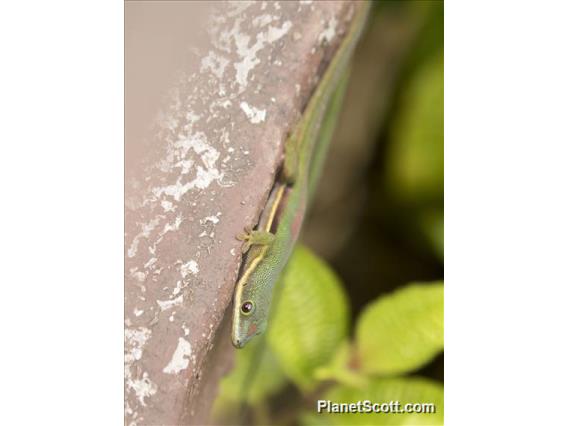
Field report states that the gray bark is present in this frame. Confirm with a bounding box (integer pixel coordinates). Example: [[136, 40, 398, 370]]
[[124, 1, 361, 425]]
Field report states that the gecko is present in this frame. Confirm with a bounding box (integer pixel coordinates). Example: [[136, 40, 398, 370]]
[[232, 2, 371, 348]]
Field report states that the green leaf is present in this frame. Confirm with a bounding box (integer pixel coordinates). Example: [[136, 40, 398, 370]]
[[419, 208, 444, 260], [301, 377, 443, 426], [314, 341, 369, 389], [386, 54, 444, 204], [267, 245, 350, 392], [356, 282, 443, 375], [213, 336, 287, 418]]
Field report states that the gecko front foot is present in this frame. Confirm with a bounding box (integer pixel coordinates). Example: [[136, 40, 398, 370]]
[[236, 226, 275, 253]]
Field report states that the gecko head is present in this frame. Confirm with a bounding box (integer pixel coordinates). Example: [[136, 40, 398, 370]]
[[231, 297, 269, 349]]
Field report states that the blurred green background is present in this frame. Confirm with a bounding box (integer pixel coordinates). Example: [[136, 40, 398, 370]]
[[215, 2, 443, 425]]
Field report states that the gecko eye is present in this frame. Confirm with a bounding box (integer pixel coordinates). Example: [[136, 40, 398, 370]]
[[241, 301, 254, 315]]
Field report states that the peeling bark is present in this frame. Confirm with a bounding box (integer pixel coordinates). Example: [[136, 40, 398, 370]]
[[125, 1, 364, 424]]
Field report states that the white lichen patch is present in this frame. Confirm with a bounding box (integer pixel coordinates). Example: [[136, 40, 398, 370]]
[[205, 214, 220, 224], [180, 260, 199, 277], [240, 101, 266, 124], [161, 215, 183, 235], [129, 372, 157, 406], [157, 295, 184, 311], [160, 200, 175, 212], [200, 212, 221, 225], [318, 15, 337, 44], [182, 323, 190, 336], [125, 327, 151, 362], [130, 269, 147, 283], [128, 217, 162, 258], [172, 280, 184, 296], [163, 337, 193, 374], [219, 99, 232, 109], [231, 19, 293, 91], [227, 0, 255, 18], [253, 13, 275, 28], [125, 327, 157, 406], [144, 257, 157, 269], [185, 111, 201, 125], [200, 51, 229, 79], [153, 132, 223, 201]]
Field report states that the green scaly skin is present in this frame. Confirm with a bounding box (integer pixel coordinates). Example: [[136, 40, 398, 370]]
[[232, 2, 371, 348]]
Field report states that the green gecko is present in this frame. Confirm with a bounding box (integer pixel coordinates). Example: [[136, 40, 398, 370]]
[[232, 2, 371, 348]]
